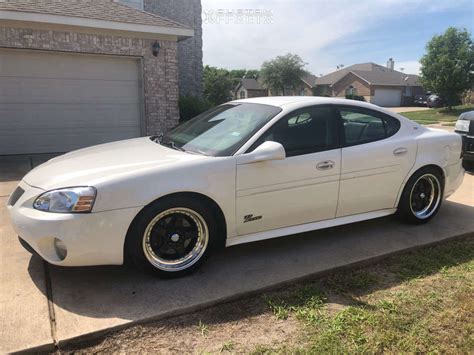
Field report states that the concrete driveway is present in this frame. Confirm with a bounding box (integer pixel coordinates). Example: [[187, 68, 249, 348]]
[[387, 106, 430, 113], [1, 155, 473, 353]]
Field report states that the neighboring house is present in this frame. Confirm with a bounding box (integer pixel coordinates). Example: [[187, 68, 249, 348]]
[[314, 59, 424, 107], [0, 0, 194, 155], [265, 73, 318, 97], [292, 73, 318, 96], [233, 78, 268, 99]]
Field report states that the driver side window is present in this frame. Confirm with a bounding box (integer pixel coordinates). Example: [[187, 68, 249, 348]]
[[249, 106, 338, 157]]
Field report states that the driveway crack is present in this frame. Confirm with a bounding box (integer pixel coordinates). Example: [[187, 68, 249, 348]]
[[43, 261, 58, 348]]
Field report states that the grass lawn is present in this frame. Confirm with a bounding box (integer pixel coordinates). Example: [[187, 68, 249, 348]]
[[401, 104, 474, 125], [260, 237, 474, 353]]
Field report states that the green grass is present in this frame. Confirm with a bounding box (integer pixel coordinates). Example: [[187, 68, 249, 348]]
[[401, 104, 474, 125], [260, 237, 474, 353]]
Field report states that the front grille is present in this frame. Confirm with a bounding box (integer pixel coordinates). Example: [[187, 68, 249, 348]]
[[8, 186, 24, 206]]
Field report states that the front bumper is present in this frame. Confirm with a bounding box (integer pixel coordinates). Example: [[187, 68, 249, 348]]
[[7, 181, 142, 266], [461, 135, 474, 162], [455, 132, 474, 162]]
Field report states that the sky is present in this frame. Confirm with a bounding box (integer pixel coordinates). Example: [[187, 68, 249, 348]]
[[201, 0, 473, 76]]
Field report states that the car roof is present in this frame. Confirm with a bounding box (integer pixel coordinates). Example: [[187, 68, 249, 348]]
[[232, 96, 390, 111]]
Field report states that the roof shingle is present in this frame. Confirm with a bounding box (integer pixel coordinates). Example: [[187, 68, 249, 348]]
[[315, 62, 421, 87], [0, 0, 190, 29]]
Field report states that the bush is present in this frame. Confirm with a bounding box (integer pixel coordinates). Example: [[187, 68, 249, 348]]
[[345, 94, 366, 101], [178, 96, 213, 123]]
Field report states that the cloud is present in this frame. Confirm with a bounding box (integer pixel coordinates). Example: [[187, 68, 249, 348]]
[[394, 61, 421, 75], [201, 0, 469, 75]]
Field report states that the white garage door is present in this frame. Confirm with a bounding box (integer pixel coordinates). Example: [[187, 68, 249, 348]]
[[0, 50, 142, 155], [371, 88, 402, 107]]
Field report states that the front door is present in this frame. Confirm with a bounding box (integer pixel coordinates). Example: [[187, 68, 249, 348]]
[[235, 106, 341, 236]]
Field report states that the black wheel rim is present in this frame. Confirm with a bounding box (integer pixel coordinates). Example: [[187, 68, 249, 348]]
[[409, 173, 441, 219], [142, 208, 209, 272]]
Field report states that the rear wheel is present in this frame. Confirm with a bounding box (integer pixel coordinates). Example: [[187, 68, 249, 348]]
[[126, 196, 219, 278], [397, 167, 443, 224]]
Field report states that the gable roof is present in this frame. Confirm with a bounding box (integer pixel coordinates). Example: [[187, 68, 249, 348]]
[[237, 78, 265, 91], [301, 73, 318, 87], [316, 62, 422, 87], [0, 0, 194, 39]]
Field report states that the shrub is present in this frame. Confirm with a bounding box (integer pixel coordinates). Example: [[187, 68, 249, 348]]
[[178, 96, 212, 123], [345, 94, 366, 101]]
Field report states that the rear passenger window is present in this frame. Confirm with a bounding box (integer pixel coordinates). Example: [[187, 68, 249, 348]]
[[338, 107, 400, 146]]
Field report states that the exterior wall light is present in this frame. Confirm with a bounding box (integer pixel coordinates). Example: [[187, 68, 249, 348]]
[[152, 41, 161, 57]]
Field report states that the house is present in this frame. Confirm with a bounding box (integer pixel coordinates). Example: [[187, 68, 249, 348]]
[[314, 59, 424, 107], [0, 0, 200, 155], [265, 73, 318, 97], [292, 73, 318, 96], [233, 78, 268, 99]]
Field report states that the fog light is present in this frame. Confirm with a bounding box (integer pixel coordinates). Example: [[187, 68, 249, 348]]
[[53, 238, 67, 260]]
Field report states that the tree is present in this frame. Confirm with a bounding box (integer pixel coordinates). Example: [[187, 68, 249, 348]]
[[203, 65, 234, 105], [260, 53, 308, 95], [420, 27, 474, 109]]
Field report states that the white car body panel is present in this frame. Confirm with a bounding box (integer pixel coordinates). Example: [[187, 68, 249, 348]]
[[337, 125, 417, 217], [7, 97, 464, 267], [236, 148, 341, 235]]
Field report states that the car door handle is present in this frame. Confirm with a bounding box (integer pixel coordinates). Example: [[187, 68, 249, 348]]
[[316, 160, 335, 170], [393, 147, 408, 156]]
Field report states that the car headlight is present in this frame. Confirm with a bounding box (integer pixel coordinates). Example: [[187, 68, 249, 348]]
[[455, 119, 470, 133], [33, 187, 97, 213]]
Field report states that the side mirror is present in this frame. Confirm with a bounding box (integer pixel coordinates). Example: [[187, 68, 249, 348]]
[[236, 141, 286, 165]]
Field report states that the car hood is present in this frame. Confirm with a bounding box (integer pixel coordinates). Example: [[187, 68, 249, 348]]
[[23, 137, 207, 190]]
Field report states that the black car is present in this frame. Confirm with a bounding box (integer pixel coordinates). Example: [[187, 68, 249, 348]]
[[427, 94, 445, 108], [413, 95, 428, 106], [454, 110, 474, 170]]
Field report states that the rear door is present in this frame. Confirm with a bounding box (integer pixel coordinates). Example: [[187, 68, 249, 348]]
[[335, 105, 416, 217]]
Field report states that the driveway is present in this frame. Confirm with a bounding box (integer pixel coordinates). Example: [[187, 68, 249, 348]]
[[387, 106, 430, 113], [1, 155, 473, 353]]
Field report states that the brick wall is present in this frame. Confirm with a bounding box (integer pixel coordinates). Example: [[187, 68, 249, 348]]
[[0, 26, 179, 135], [144, 0, 203, 98], [332, 72, 370, 97]]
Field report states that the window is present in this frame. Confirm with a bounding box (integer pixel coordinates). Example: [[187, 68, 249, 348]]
[[162, 103, 282, 156], [249, 106, 338, 157], [337, 106, 400, 146], [345, 85, 357, 96], [239, 90, 246, 99]]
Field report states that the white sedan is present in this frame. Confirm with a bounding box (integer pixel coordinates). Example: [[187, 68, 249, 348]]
[[7, 97, 464, 278]]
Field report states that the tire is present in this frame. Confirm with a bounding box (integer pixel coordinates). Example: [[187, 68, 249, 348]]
[[397, 167, 444, 224], [462, 160, 474, 172], [125, 196, 220, 278]]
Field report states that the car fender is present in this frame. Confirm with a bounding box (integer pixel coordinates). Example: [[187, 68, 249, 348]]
[[394, 128, 463, 206], [92, 156, 238, 239]]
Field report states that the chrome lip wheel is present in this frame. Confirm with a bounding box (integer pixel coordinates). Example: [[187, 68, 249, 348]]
[[409, 173, 441, 219], [142, 208, 209, 272]]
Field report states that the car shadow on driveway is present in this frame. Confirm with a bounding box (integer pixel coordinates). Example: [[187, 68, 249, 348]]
[[25, 199, 474, 343]]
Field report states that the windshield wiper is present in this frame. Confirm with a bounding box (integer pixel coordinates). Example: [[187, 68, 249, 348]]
[[161, 139, 186, 152]]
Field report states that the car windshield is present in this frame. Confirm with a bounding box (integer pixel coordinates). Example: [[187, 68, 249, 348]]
[[160, 103, 282, 156]]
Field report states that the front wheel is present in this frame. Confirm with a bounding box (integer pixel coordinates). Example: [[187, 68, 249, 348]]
[[397, 168, 444, 224], [125, 196, 219, 278]]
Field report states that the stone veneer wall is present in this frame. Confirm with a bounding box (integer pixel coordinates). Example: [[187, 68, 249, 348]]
[[0, 26, 179, 134], [144, 0, 203, 98]]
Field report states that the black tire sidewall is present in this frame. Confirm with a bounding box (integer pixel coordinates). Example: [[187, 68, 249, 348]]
[[125, 196, 219, 278], [397, 167, 444, 224]]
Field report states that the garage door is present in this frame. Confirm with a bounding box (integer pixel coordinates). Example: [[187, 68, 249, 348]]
[[0, 50, 142, 155], [371, 89, 402, 107]]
